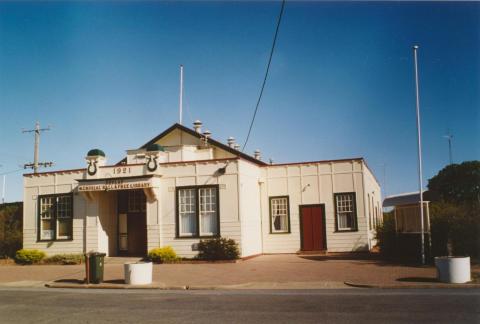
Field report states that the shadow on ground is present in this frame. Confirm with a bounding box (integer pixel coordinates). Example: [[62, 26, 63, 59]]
[[299, 254, 429, 268], [54, 279, 126, 284], [396, 277, 438, 283]]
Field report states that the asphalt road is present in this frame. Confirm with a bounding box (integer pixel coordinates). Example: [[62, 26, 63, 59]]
[[0, 288, 478, 324]]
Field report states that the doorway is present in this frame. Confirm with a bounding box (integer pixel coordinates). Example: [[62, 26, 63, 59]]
[[117, 190, 147, 256], [300, 204, 326, 251]]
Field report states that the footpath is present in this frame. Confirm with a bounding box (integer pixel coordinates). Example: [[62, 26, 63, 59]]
[[0, 254, 478, 290]]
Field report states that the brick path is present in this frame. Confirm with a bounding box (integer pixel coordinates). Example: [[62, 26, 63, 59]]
[[0, 254, 478, 288]]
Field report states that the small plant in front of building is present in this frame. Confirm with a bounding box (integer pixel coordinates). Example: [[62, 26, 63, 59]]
[[14, 249, 46, 265], [44, 254, 84, 265], [147, 246, 180, 263], [197, 237, 239, 261]]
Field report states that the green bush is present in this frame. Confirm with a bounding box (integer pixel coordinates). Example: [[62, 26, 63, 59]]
[[44, 254, 83, 265], [430, 201, 479, 257], [147, 246, 179, 263], [375, 215, 397, 257], [14, 249, 46, 265], [197, 237, 239, 261]]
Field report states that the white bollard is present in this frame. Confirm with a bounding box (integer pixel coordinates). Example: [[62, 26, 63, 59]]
[[434, 256, 471, 284], [124, 262, 153, 285]]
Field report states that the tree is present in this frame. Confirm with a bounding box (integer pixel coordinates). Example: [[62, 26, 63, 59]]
[[0, 202, 23, 258], [427, 161, 480, 257], [427, 161, 480, 206]]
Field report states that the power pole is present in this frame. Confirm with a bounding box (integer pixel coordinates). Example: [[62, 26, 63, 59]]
[[443, 131, 453, 165], [22, 121, 53, 173]]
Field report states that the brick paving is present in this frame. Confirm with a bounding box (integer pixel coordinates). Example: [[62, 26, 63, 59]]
[[1, 254, 478, 288]]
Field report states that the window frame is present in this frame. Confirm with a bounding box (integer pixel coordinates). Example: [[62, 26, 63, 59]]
[[269, 196, 291, 234], [37, 193, 74, 242], [175, 185, 220, 239], [334, 192, 358, 232]]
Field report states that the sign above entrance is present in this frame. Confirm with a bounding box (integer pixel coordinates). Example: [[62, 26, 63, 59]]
[[78, 176, 154, 192]]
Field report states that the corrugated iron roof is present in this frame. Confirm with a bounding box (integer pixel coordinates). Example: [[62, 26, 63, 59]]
[[383, 191, 429, 207]]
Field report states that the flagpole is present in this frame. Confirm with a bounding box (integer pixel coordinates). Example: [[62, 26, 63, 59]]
[[179, 65, 184, 125], [413, 45, 426, 265]]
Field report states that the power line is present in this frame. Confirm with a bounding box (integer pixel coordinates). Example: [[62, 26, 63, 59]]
[[0, 168, 24, 176], [242, 0, 286, 152]]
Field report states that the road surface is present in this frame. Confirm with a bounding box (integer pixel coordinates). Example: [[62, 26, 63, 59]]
[[0, 288, 478, 323]]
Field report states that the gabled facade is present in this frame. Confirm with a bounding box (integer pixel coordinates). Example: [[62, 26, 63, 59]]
[[23, 122, 382, 257]]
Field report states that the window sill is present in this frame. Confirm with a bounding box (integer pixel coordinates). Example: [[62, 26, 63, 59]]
[[175, 235, 220, 239], [334, 229, 358, 233], [37, 239, 74, 243], [269, 231, 291, 235]]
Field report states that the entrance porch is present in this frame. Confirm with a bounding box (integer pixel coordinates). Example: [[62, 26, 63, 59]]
[[82, 188, 158, 257]]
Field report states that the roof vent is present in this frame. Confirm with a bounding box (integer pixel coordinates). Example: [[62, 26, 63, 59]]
[[254, 149, 261, 160], [227, 137, 235, 148], [233, 143, 240, 151], [193, 120, 202, 133], [203, 129, 212, 139]]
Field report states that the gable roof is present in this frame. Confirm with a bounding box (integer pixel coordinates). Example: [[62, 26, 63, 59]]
[[118, 123, 267, 166]]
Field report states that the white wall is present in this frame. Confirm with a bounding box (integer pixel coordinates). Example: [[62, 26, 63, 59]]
[[158, 160, 241, 258], [261, 160, 373, 253], [238, 160, 263, 257], [23, 171, 86, 256], [363, 163, 382, 248]]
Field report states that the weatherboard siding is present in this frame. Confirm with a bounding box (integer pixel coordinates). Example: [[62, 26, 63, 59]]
[[261, 160, 371, 253]]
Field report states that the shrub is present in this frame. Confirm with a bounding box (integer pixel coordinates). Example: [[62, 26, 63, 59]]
[[44, 254, 83, 265], [0, 202, 23, 259], [197, 237, 239, 260], [147, 246, 179, 263], [14, 249, 46, 265], [0, 231, 22, 259], [430, 201, 479, 257], [375, 215, 397, 257]]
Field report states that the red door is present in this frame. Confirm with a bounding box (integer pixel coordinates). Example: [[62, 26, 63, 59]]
[[300, 205, 326, 251]]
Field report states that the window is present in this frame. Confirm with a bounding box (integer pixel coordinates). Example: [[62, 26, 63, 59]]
[[176, 186, 219, 238], [269, 196, 290, 233], [334, 192, 357, 231], [128, 190, 146, 212], [368, 194, 372, 230], [39, 194, 73, 241]]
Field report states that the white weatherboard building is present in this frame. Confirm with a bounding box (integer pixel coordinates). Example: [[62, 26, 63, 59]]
[[23, 122, 382, 258]]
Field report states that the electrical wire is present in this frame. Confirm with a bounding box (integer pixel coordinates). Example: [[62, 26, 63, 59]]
[[242, 0, 286, 152], [0, 168, 24, 176]]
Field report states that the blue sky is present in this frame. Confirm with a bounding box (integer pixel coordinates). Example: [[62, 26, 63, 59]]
[[0, 1, 479, 202]]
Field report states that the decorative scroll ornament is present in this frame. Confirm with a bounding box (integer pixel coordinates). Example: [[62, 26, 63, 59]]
[[87, 160, 98, 176], [146, 155, 158, 172]]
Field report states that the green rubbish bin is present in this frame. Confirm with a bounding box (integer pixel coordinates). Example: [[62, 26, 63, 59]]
[[85, 252, 106, 284]]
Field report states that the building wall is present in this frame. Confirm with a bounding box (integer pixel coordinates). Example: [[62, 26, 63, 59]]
[[238, 160, 263, 257], [363, 164, 382, 248], [23, 155, 380, 257], [158, 160, 241, 258], [260, 160, 373, 253], [23, 171, 86, 256], [97, 191, 117, 256]]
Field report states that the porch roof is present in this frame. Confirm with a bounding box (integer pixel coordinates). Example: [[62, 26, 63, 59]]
[[383, 191, 429, 208]]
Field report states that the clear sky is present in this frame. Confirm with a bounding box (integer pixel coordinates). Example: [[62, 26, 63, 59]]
[[0, 1, 479, 202]]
